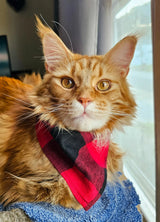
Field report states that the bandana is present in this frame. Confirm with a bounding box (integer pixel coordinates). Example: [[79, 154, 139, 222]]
[[36, 121, 109, 211]]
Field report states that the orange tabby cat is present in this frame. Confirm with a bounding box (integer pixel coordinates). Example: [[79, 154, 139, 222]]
[[0, 17, 137, 209]]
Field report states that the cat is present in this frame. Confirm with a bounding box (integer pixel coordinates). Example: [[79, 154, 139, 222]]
[[0, 17, 137, 210]]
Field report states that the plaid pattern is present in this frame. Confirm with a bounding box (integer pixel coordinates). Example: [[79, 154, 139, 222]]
[[36, 121, 109, 211]]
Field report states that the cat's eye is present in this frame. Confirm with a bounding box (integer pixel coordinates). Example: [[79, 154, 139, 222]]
[[96, 79, 111, 92], [61, 77, 75, 89]]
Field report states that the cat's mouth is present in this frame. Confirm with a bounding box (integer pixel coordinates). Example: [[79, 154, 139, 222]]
[[73, 112, 91, 119], [71, 109, 95, 121], [63, 110, 106, 132]]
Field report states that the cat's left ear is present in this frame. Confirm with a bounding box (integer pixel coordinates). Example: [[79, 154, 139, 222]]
[[104, 36, 137, 77], [36, 16, 72, 72]]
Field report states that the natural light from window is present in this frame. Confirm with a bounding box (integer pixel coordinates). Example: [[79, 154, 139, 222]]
[[111, 0, 155, 221]]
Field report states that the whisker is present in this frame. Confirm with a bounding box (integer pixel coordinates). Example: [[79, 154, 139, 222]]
[[6, 172, 30, 182], [30, 94, 66, 102], [110, 115, 125, 124], [16, 112, 37, 123], [2, 93, 31, 106], [6, 171, 56, 183], [36, 121, 52, 134], [48, 108, 64, 113], [46, 104, 64, 109], [111, 112, 131, 117], [51, 20, 74, 53]]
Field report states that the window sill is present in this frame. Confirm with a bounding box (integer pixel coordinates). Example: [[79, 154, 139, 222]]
[[124, 163, 156, 222]]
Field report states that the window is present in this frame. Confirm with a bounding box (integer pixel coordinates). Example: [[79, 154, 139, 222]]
[[111, 0, 155, 221]]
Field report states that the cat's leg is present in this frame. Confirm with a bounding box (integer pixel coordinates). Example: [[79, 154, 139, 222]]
[[0, 172, 81, 210]]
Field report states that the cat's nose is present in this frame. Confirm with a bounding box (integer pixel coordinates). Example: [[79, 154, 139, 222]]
[[78, 97, 92, 108]]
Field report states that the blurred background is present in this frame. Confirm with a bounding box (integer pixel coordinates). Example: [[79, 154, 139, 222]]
[[0, 0, 55, 74]]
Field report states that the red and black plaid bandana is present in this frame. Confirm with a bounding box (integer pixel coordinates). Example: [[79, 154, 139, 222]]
[[36, 121, 109, 211]]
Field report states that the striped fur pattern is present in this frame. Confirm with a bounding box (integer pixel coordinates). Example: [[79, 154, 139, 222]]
[[0, 17, 137, 209]]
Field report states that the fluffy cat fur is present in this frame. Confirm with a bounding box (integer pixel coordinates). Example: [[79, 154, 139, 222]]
[[0, 17, 137, 209]]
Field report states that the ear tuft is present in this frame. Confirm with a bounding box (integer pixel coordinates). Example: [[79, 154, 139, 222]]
[[35, 15, 72, 73], [35, 15, 51, 39], [104, 36, 137, 77]]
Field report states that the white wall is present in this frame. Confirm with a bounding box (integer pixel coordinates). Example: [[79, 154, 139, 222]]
[[0, 0, 54, 72]]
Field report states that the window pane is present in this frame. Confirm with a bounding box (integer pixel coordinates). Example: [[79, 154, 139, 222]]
[[111, 0, 155, 220]]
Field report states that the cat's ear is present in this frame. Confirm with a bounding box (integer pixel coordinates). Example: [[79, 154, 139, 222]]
[[104, 36, 137, 77], [36, 16, 72, 72]]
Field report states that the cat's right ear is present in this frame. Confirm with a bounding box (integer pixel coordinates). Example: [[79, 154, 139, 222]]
[[36, 16, 72, 72]]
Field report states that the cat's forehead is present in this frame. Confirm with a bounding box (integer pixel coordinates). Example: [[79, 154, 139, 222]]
[[73, 56, 100, 68], [73, 56, 101, 70], [70, 56, 103, 78], [68, 55, 118, 82]]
